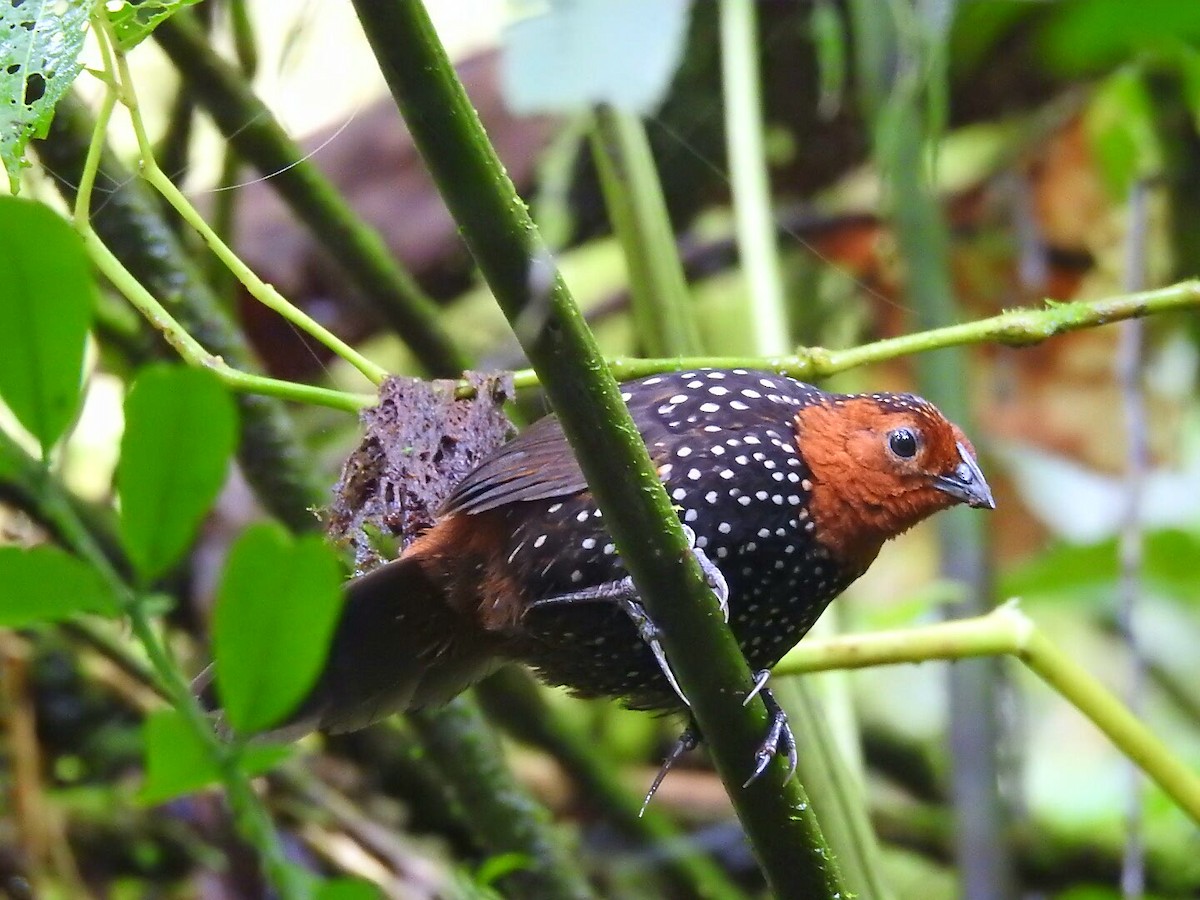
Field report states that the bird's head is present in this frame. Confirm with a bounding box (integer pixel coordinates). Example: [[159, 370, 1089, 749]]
[[793, 391, 994, 570]]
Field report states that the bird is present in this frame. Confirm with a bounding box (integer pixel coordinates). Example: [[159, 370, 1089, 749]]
[[273, 367, 994, 780]]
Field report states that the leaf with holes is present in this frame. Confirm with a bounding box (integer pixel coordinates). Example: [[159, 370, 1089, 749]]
[[0, 0, 91, 192], [212, 523, 343, 734], [106, 0, 203, 51], [0, 545, 120, 626], [117, 365, 238, 586], [0, 196, 95, 454]]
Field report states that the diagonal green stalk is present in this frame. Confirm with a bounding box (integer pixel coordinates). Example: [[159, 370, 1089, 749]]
[[349, 2, 845, 896], [774, 603, 1200, 825], [719, 1, 887, 894], [588, 105, 701, 356], [154, 10, 470, 378]]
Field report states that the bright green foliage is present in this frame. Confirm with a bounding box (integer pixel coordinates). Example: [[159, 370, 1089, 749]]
[[106, 0, 204, 51], [0, 196, 95, 454], [315, 879, 385, 900], [117, 364, 238, 586], [1084, 67, 1164, 200], [1037, 0, 1200, 76], [1003, 529, 1200, 603], [0, 0, 91, 192], [212, 523, 343, 734], [138, 708, 290, 805], [0, 545, 120, 625]]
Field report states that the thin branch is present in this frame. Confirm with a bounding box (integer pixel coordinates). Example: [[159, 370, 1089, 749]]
[[773, 603, 1200, 826], [493, 280, 1200, 392]]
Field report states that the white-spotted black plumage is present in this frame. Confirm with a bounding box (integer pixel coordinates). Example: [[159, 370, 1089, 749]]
[[280, 367, 992, 735], [445, 368, 862, 710]]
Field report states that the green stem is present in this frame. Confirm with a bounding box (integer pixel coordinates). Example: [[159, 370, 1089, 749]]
[[495, 280, 1200, 391], [154, 10, 470, 378], [96, 20, 387, 387], [588, 106, 701, 356], [79, 229, 373, 413], [409, 700, 595, 900], [774, 604, 1200, 825], [351, 2, 844, 896], [478, 669, 747, 900], [719, 0, 789, 354], [720, 2, 885, 895], [43, 91, 331, 530], [27, 462, 308, 898]]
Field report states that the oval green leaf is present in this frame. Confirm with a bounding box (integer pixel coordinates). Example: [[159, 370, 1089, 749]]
[[0, 545, 120, 626], [138, 708, 290, 806], [117, 365, 238, 586], [0, 197, 95, 453], [213, 523, 343, 734]]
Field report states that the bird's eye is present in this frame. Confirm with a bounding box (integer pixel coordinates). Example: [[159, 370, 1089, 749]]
[[888, 428, 918, 459]]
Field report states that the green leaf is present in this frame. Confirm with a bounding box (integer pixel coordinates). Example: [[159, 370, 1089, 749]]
[[502, 0, 692, 114], [0, 0, 91, 192], [138, 707, 290, 805], [0, 545, 120, 625], [213, 523, 343, 734], [0, 196, 95, 454], [315, 879, 384, 900], [1036, 0, 1200, 77], [106, 0, 204, 51], [117, 365, 237, 585], [1084, 67, 1164, 200]]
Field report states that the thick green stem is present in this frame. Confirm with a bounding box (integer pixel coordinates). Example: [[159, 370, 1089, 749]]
[[154, 11, 470, 378], [350, 3, 844, 896], [719, 0, 789, 353], [774, 604, 1200, 825], [409, 699, 595, 900], [588, 106, 701, 356], [478, 668, 747, 899]]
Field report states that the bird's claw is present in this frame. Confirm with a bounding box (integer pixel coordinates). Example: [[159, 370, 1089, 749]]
[[641, 726, 700, 816], [681, 524, 729, 622], [742, 673, 798, 788], [529, 583, 691, 708], [619, 597, 690, 708]]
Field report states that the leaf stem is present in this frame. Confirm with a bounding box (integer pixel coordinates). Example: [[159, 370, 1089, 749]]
[[80, 228, 373, 412], [99, 18, 388, 387]]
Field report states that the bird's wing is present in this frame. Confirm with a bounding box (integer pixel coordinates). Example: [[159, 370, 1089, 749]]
[[439, 413, 590, 515]]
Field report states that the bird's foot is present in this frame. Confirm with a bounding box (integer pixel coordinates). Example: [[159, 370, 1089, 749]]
[[528, 525, 728, 707], [640, 725, 700, 816], [742, 670, 798, 788]]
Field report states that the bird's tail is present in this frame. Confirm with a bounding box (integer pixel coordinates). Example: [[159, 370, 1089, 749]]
[[201, 556, 500, 738]]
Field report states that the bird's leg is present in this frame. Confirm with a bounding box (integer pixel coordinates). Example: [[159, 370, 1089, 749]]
[[742, 669, 798, 787], [640, 724, 701, 816], [528, 525, 728, 707]]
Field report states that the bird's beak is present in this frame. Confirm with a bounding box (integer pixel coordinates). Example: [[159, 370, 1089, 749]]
[[932, 442, 995, 509]]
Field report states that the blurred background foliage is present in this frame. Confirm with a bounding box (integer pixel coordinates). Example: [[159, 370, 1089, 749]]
[[4, 0, 1200, 897]]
